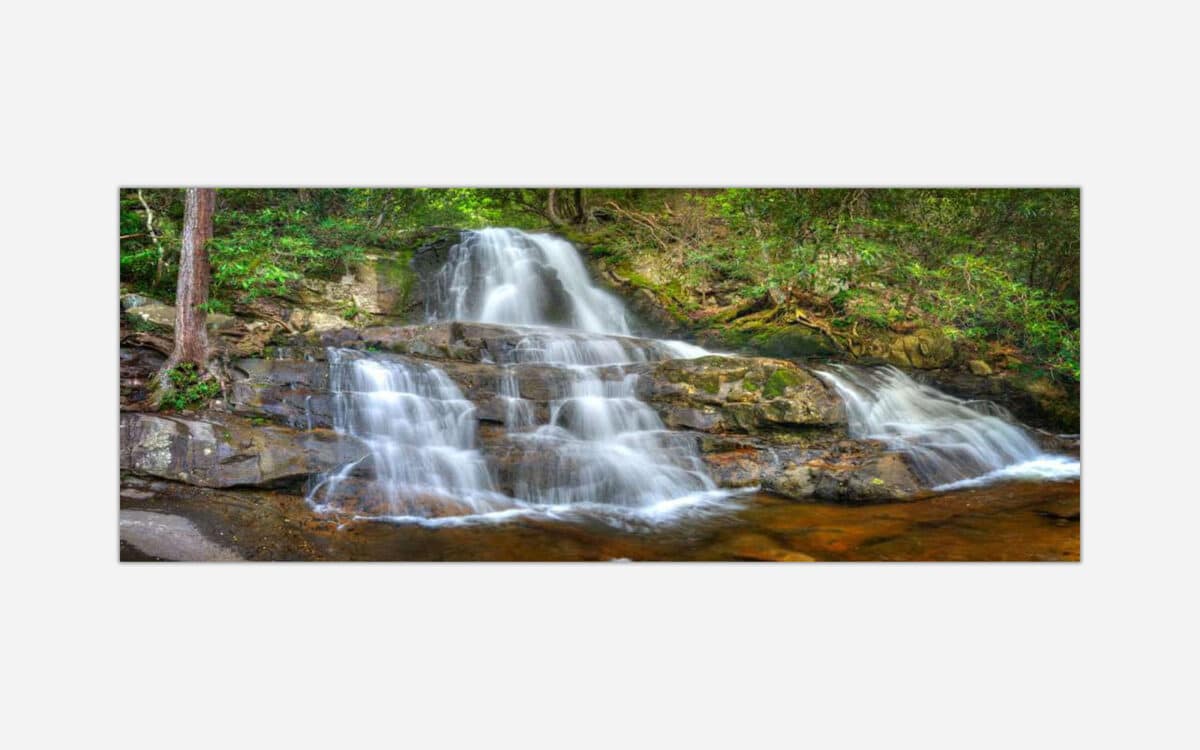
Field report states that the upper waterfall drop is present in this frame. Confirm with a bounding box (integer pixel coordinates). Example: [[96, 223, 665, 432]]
[[429, 227, 635, 335]]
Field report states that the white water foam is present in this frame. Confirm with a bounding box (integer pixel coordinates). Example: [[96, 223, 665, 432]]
[[817, 364, 1079, 490]]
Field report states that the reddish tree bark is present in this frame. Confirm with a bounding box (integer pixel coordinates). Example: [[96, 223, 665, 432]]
[[166, 187, 215, 370]]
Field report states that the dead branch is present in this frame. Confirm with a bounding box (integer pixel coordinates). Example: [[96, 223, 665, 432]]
[[137, 189, 166, 284]]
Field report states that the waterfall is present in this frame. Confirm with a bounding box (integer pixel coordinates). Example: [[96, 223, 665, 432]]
[[308, 227, 1075, 521], [307, 349, 510, 517], [430, 227, 632, 333], [311, 227, 726, 520], [510, 366, 719, 508], [816, 364, 1079, 490], [435, 228, 721, 511]]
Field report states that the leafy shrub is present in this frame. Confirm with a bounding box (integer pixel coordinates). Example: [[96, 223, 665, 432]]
[[160, 363, 220, 411]]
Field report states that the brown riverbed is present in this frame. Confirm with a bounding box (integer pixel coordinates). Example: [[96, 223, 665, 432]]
[[119, 475, 1079, 562]]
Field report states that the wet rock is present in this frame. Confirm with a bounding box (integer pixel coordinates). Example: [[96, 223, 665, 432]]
[[409, 228, 463, 311], [227, 335, 849, 439], [699, 435, 921, 504], [810, 452, 922, 504], [634, 356, 844, 433], [227, 358, 334, 429], [120, 411, 368, 488], [311, 477, 485, 519]]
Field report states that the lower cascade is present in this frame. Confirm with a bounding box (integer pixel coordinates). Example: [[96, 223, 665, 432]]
[[816, 364, 1079, 489], [508, 367, 718, 507], [307, 349, 510, 517]]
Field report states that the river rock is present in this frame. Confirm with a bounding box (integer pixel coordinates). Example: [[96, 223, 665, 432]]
[[699, 435, 921, 504], [120, 411, 368, 488], [633, 355, 845, 433]]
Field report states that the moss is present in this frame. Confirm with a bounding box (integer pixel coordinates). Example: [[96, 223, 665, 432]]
[[372, 248, 416, 317], [763, 367, 802, 399], [696, 374, 721, 394]]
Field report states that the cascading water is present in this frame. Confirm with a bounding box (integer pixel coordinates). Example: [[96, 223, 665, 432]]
[[432, 227, 723, 512], [308, 227, 1073, 522], [311, 227, 726, 520], [816, 364, 1079, 490], [429, 227, 632, 333], [307, 349, 510, 517]]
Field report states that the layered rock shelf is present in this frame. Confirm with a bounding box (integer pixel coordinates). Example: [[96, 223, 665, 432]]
[[121, 321, 927, 505]]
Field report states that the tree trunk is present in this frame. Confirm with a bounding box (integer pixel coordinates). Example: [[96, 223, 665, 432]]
[[165, 188, 215, 370], [546, 188, 563, 226], [573, 188, 586, 224]]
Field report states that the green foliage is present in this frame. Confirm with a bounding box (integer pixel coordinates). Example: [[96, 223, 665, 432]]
[[119, 187, 1080, 382], [119, 189, 182, 300], [688, 188, 1080, 380], [160, 363, 220, 411]]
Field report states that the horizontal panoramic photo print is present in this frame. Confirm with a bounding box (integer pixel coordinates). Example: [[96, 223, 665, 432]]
[[118, 188, 1080, 561]]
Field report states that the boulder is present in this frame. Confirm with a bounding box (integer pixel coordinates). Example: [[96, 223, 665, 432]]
[[699, 435, 921, 504], [633, 355, 845, 433], [120, 411, 368, 488], [890, 329, 956, 369]]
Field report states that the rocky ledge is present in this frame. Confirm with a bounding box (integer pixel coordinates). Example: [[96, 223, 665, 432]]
[[122, 321, 926, 505], [120, 410, 368, 489]]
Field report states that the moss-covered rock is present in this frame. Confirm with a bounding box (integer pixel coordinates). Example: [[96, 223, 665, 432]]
[[857, 328, 957, 369], [708, 321, 841, 358], [634, 356, 844, 434]]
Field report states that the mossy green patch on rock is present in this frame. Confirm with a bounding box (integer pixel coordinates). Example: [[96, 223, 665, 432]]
[[709, 318, 840, 358], [763, 367, 802, 399]]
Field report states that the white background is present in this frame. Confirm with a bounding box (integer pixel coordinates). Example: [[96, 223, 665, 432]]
[[2, 1, 1197, 748]]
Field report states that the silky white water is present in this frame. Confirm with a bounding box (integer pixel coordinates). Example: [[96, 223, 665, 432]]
[[430, 227, 633, 333], [442, 229, 721, 510], [307, 348, 511, 516], [816, 364, 1079, 489], [313, 228, 723, 519], [311, 228, 1075, 520]]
